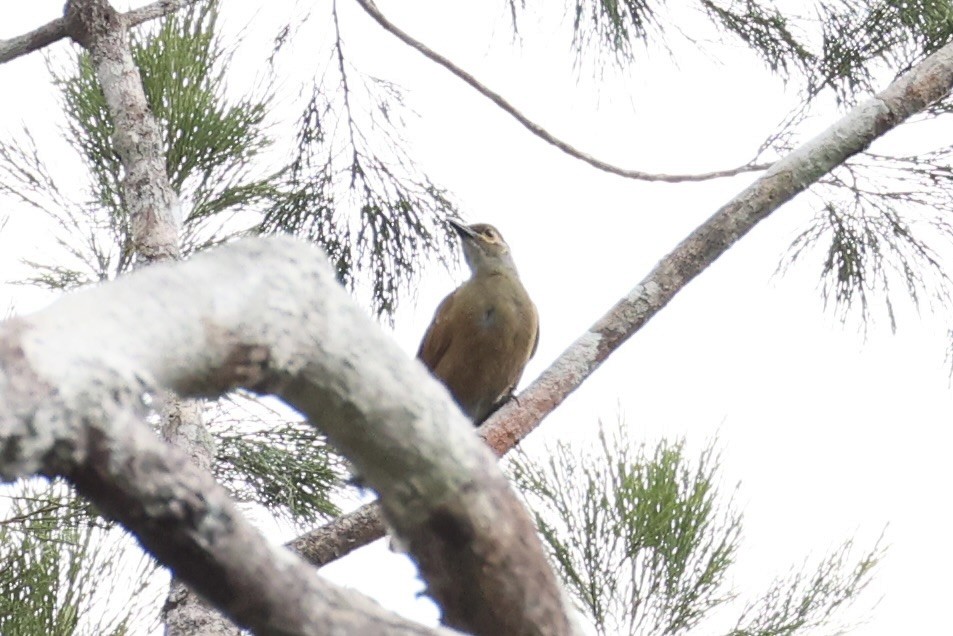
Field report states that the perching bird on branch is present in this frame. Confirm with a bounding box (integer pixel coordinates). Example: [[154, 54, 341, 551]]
[[418, 219, 539, 424]]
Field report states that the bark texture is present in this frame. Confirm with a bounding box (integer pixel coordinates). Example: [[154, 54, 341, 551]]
[[163, 581, 240, 636], [65, 0, 181, 264], [287, 500, 385, 563]]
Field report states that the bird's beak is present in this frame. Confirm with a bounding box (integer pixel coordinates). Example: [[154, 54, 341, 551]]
[[447, 218, 476, 240]]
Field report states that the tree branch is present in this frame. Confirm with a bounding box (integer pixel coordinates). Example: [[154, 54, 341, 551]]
[[65, 0, 182, 263], [0, 337, 451, 635], [78, 409, 452, 636], [0, 0, 199, 65], [481, 38, 953, 450], [0, 237, 577, 636], [294, 31, 953, 569], [61, 3, 220, 631], [288, 500, 386, 563], [352, 0, 770, 183]]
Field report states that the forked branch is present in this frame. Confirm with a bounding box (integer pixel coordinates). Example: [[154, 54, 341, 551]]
[[0, 0, 200, 64], [0, 237, 576, 636]]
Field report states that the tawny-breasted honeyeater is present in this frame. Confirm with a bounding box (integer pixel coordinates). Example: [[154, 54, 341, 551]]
[[418, 220, 538, 424]]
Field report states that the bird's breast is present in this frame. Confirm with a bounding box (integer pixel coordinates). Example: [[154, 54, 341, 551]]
[[425, 273, 538, 423], [466, 286, 532, 344]]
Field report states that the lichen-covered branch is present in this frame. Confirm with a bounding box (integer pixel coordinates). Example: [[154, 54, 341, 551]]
[[0, 237, 577, 636], [65, 0, 182, 263]]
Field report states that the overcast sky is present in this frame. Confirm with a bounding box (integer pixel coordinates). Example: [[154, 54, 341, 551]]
[[2, 2, 952, 634]]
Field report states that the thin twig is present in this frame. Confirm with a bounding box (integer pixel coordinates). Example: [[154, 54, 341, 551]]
[[331, 0, 365, 188], [352, 0, 771, 183]]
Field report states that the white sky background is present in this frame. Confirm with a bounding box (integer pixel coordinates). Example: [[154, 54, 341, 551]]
[[2, 1, 953, 634]]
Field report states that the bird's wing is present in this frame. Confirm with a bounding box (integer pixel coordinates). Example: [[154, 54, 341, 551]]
[[530, 315, 539, 359], [492, 302, 540, 416], [417, 291, 456, 371]]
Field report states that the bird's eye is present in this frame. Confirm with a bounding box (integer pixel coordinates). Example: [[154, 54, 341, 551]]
[[483, 228, 497, 240]]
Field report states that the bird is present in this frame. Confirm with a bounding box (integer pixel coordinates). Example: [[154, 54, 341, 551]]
[[417, 219, 539, 424]]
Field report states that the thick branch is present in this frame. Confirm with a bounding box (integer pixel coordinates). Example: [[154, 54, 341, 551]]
[[94, 413, 453, 635], [0, 332, 450, 635], [353, 0, 769, 182], [0, 0, 199, 65], [296, 32, 953, 568], [0, 237, 577, 636]]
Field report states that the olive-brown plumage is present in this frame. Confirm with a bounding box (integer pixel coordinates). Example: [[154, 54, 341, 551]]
[[418, 220, 539, 424]]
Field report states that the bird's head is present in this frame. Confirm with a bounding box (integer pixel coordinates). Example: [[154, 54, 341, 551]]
[[448, 219, 518, 276]]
